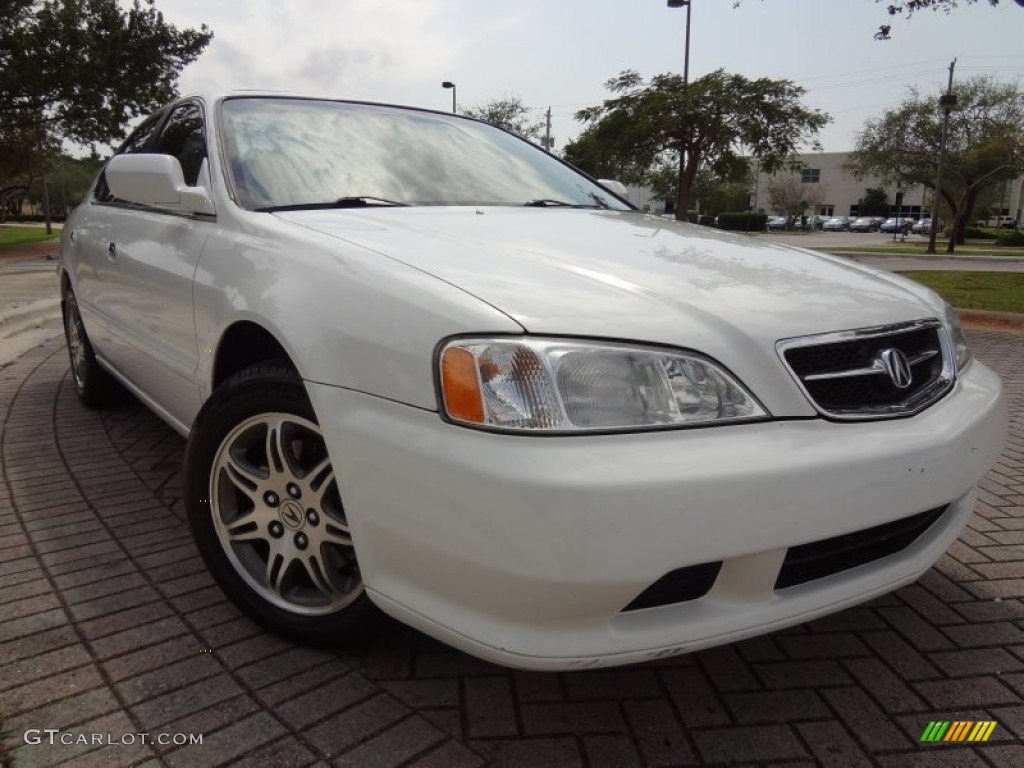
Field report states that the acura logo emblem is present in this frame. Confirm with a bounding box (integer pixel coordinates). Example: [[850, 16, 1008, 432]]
[[280, 500, 304, 530], [879, 348, 913, 389]]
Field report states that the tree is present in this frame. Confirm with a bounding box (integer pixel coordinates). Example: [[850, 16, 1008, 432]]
[[875, 1, 1002, 38], [691, 169, 753, 216], [0, 1, 212, 152], [21, 153, 104, 217], [644, 159, 682, 207], [847, 76, 1024, 253], [734, 1, 1001, 38], [627, 162, 753, 216], [461, 96, 544, 143], [857, 187, 890, 216], [571, 70, 829, 220], [766, 174, 826, 225], [563, 111, 641, 180]]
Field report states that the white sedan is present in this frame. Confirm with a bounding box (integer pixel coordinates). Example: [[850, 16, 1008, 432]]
[[58, 93, 1006, 670]]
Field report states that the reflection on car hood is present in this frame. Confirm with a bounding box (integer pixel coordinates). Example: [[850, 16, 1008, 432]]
[[274, 207, 941, 348]]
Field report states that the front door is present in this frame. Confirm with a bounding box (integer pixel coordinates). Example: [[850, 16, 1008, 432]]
[[86, 101, 213, 429]]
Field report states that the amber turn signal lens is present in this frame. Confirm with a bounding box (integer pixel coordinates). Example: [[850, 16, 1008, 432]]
[[441, 346, 485, 423]]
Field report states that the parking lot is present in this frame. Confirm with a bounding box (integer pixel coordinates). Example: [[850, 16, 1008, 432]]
[[0, 325, 1022, 766]]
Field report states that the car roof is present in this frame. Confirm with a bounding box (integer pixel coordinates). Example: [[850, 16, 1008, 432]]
[[181, 91, 453, 119]]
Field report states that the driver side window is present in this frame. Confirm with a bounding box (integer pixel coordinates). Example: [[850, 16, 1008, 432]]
[[93, 111, 165, 203], [150, 102, 207, 187]]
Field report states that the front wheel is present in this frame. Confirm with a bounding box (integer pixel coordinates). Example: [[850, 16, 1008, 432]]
[[184, 363, 377, 643]]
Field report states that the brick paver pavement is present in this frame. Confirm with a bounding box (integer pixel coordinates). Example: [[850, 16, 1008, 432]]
[[1, 330, 1022, 768]]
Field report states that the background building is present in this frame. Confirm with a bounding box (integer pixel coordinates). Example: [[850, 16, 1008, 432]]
[[753, 152, 928, 219], [752, 152, 1024, 223]]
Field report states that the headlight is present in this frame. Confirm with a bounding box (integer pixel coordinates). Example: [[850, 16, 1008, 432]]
[[942, 302, 971, 370], [438, 338, 768, 432]]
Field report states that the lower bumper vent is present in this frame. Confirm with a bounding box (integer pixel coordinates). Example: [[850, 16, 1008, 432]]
[[775, 505, 948, 590], [622, 561, 722, 611]]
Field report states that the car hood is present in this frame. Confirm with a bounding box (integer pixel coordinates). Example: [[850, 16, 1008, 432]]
[[274, 208, 946, 416], [275, 208, 941, 346]]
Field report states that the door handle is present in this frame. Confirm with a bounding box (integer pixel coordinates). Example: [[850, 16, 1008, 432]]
[[107, 242, 118, 261]]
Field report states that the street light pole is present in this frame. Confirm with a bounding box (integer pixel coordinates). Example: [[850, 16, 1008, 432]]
[[927, 59, 956, 256], [667, 0, 692, 84], [441, 81, 457, 114]]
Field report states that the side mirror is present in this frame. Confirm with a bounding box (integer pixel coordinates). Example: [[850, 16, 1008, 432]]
[[598, 179, 629, 198], [106, 154, 215, 216]]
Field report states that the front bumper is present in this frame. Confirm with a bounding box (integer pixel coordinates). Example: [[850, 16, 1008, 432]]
[[307, 360, 1005, 670]]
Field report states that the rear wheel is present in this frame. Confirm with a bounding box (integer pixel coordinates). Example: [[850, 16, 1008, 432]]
[[64, 293, 121, 408], [184, 363, 376, 643]]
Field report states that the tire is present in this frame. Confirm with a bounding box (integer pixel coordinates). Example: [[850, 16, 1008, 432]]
[[184, 362, 378, 644], [64, 293, 122, 408]]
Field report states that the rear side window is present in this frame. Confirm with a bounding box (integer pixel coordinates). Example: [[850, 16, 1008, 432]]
[[93, 110, 165, 202], [151, 102, 206, 186]]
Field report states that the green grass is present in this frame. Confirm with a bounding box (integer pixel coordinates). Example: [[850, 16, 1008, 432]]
[[898, 271, 1024, 314], [0, 226, 62, 248]]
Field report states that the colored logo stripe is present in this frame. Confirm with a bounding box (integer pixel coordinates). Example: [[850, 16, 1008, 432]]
[[919, 721, 997, 743], [944, 721, 971, 741], [920, 721, 949, 742], [969, 721, 997, 742]]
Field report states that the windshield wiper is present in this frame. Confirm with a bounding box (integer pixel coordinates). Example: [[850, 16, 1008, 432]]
[[332, 196, 407, 207], [523, 198, 601, 208], [256, 196, 408, 213]]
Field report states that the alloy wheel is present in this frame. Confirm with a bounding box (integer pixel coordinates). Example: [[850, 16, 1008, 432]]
[[66, 302, 87, 389], [209, 413, 362, 615]]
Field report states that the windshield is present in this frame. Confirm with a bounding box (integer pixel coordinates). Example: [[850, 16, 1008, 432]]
[[219, 97, 631, 211]]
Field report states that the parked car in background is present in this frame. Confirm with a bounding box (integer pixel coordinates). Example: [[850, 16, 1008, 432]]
[[977, 216, 1018, 228], [822, 216, 850, 232], [793, 215, 825, 231], [58, 92, 1006, 670], [912, 218, 935, 235], [849, 217, 879, 232], [766, 215, 788, 231], [880, 217, 912, 233]]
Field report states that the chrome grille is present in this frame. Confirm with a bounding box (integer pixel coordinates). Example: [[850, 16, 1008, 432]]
[[778, 319, 955, 420]]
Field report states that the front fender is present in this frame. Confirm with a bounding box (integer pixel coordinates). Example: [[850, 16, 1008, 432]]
[[192, 215, 522, 412]]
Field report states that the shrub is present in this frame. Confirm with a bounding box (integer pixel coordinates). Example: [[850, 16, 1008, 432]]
[[943, 226, 990, 240], [995, 230, 1024, 247], [1, 213, 67, 224], [681, 213, 717, 226], [716, 212, 768, 231]]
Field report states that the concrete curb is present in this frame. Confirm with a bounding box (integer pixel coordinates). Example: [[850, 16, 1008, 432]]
[[958, 308, 1024, 333], [0, 297, 63, 367], [0, 297, 61, 339]]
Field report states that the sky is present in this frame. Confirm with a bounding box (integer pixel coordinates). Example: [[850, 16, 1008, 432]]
[[152, 0, 1024, 154]]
